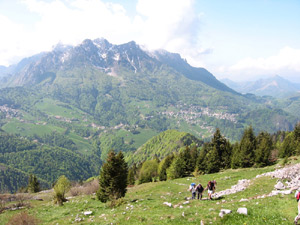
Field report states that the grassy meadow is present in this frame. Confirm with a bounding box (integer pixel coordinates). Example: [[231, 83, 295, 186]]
[[1, 159, 298, 224]]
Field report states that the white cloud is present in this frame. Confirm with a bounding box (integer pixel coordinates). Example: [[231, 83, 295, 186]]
[[0, 0, 211, 67], [0, 14, 30, 66], [230, 47, 300, 72], [215, 47, 300, 82], [134, 0, 208, 67]]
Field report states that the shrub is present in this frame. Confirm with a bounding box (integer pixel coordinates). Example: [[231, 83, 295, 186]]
[[7, 211, 39, 225], [53, 175, 71, 206]]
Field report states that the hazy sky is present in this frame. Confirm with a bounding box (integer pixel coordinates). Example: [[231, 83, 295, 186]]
[[0, 0, 300, 82]]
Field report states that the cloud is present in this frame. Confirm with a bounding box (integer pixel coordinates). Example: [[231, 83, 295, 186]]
[[0, 0, 210, 67], [0, 14, 30, 66], [217, 47, 300, 82], [134, 0, 208, 66], [230, 47, 300, 72]]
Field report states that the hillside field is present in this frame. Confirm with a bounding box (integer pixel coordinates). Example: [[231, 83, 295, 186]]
[[0, 158, 299, 224]]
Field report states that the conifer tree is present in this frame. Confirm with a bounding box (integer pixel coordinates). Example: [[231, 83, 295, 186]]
[[255, 131, 272, 167], [27, 174, 40, 193], [127, 168, 135, 186], [196, 143, 210, 173], [158, 153, 174, 181], [206, 145, 221, 173], [279, 133, 295, 157], [180, 146, 193, 176], [166, 155, 185, 179], [231, 142, 241, 169], [97, 150, 128, 203], [239, 126, 256, 167]]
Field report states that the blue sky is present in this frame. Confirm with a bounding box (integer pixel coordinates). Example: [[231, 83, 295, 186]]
[[0, 0, 300, 82]]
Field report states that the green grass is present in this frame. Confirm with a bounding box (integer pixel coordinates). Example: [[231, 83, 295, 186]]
[[0, 163, 297, 224], [2, 120, 65, 136]]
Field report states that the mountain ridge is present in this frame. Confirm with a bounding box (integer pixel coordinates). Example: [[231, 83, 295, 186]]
[[222, 75, 300, 98]]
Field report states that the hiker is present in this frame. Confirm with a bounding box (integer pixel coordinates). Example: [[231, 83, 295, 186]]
[[196, 183, 204, 200], [295, 188, 300, 224], [189, 183, 196, 199], [212, 180, 217, 193], [205, 181, 214, 200]]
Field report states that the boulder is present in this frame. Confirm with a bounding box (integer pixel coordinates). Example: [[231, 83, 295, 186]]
[[237, 207, 248, 215], [274, 181, 285, 190], [219, 209, 232, 218]]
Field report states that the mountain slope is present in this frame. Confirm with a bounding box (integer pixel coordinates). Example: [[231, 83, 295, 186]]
[[153, 50, 237, 94], [126, 130, 202, 164], [0, 38, 298, 161], [222, 75, 300, 98]]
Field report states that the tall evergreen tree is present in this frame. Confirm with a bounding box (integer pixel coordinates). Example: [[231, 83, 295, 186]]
[[239, 126, 256, 167], [127, 168, 135, 186], [97, 150, 128, 203], [231, 142, 241, 169], [27, 174, 40, 193], [255, 131, 272, 167], [179, 146, 193, 176], [279, 132, 295, 157], [196, 143, 210, 173], [158, 153, 174, 181], [166, 155, 186, 179]]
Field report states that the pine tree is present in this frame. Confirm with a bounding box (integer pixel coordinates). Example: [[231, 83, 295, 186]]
[[239, 126, 256, 167], [166, 155, 185, 179], [231, 142, 241, 169], [27, 174, 40, 193], [255, 132, 272, 167], [179, 146, 193, 176], [279, 133, 295, 157], [97, 150, 128, 203], [196, 143, 210, 173], [127, 168, 135, 186], [158, 153, 174, 181]]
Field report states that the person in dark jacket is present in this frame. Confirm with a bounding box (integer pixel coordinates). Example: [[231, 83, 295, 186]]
[[196, 183, 204, 200]]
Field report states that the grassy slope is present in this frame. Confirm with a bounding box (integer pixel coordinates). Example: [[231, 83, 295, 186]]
[[125, 130, 197, 165], [1, 159, 299, 224]]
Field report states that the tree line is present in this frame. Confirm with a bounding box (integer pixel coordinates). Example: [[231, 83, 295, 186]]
[[127, 123, 300, 185]]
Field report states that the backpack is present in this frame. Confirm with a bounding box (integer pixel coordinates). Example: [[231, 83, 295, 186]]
[[297, 192, 300, 202]]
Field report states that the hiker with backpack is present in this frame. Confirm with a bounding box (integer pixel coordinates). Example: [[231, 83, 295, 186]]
[[294, 189, 300, 224], [205, 181, 215, 200], [196, 183, 204, 200], [189, 183, 196, 200]]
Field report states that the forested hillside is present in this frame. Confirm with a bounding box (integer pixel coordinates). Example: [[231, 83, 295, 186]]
[[0, 132, 100, 192]]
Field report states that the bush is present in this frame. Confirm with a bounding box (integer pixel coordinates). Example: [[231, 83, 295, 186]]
[[53, 175, 71, 206], [7, 211, 39, 225]]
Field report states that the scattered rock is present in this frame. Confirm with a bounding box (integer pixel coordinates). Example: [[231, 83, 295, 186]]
[[275, 181, 285, 190], [239, 198, 249, 202], [182, 212, 185, 217], [183, 201, 189, 205], [84, 211, 93, 216], [237, 207, 248, 215], [163, 202, 172, 207], [220, 209, 232, 214]]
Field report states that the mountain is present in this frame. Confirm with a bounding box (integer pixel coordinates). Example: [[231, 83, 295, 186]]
[[0, 38, 298, 166], [222, 75, 300, 98], [125, 130, 203, 164]]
